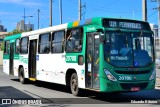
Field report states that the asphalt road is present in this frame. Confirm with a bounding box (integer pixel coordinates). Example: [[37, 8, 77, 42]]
[[0, 66, 160, 107]]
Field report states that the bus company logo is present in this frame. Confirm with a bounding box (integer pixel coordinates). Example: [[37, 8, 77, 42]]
[[19, 56, 28, 64], [2, 99, 11, 104], [1, 99, 42, 105]]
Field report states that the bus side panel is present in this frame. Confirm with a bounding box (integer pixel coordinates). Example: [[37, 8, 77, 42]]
[[65, 53, 86, 89], [36, 54, 66, 84], [36, 53, 86, 88], [3, 59, 9, 75], [65, 62, 86, 89], [19, 55, 29, 78], [36, 54, 75, 85], [36, 54, 57, 83], [13, 59, 20, 77]]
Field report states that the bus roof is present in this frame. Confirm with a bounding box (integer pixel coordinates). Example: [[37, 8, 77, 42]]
[[5, 17, 150, 39], [21, 23, 68, 37], [22, 17, 149, 37], [67, 17, 148, 28], [4, 34, 21, 41]]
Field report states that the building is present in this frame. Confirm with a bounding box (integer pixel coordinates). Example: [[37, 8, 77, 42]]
[[0, 32, 9, 51], [150, 24, 160, 57], [150, 24, 158, 38], [25, 22, 34, 31], [16, 20, 34, 31], [0, 24, 7, 32], [0, 32, 8, 38], [0, 23, 8, 51], [17, 20, 25, 31]]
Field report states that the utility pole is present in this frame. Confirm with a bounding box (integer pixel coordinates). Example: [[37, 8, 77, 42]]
[[24, 8, 25, 30], [78, 0, 81, 20], [142, 0, 147, 21], [37, 9, 40, 29], [158, 0, 160, 37], [78, 0, 86, 20], [50, 0, 53, 26], [59, 0, 62, 24], [81, 2, 86, 20], [151, 0, 160, 37], [22, 8, 33, 31]]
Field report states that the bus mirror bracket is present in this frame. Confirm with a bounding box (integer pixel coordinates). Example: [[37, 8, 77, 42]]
[[99, 34, 105, 44], [96, 28, 105, 44]]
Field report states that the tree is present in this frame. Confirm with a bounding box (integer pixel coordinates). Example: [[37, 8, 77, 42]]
[[6, 29, 27, 36], [0, 42, 3, 51]]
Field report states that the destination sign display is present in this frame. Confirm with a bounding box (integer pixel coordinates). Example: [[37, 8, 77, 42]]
[[103, 19, 150, 30], [109, 21, 142, 29]]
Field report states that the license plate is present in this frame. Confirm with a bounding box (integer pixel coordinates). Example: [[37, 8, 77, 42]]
[[131, 87, 140, 91]]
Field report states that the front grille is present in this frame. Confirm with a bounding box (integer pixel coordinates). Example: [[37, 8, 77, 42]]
[[120, 82, 148, 90], [115, 70, 150, 74]]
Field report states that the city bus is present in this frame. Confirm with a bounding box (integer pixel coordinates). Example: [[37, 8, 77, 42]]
[[3, 17, 156, 96]]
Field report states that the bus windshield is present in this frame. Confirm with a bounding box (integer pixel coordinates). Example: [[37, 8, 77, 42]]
[[104, 31, 154, 67]]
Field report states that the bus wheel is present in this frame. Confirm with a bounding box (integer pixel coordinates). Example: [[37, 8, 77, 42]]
[[70, 73, 79, 96], [19, 67, 27, 84]]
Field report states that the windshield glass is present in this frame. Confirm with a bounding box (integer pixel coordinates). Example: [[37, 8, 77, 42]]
[[104, 31, 154, 67]]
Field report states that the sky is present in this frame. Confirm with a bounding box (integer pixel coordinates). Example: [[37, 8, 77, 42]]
[[0, 0, 159, 32]]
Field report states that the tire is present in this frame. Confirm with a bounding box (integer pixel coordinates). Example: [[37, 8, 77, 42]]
[[19, 67, 27, 84], [70, 73, 79, 96]]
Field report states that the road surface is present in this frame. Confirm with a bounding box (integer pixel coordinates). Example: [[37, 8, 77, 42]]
[[0, 66, 160, 107]]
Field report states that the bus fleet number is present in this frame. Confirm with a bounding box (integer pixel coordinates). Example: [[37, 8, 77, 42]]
[[119, 76, 132, 81]]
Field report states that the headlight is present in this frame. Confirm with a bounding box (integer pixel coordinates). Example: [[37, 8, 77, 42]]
[[149, 69, 156, 80], [104, 69, 117, 81]]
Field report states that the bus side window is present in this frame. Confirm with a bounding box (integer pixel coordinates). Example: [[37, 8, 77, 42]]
[[66, 28, 83, 52], [4, 41, 10, 54], [20, 37, 29, 54], [52, 31, 64, 53], [16, 39, 20, 54], [38, 33, 50, 54]]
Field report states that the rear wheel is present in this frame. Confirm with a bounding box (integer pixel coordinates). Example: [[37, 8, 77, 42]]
[[19, 67, 27, 84], [70, 73, 79, 96]]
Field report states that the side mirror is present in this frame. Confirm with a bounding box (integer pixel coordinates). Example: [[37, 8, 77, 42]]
[[97, 29, 104, 33], [78, 55, 83, 65]]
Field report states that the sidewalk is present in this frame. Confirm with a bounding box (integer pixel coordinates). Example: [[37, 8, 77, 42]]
[[155, 68, 160, 89], [0, 65, 2, 69], [156, 77, 160, 89]]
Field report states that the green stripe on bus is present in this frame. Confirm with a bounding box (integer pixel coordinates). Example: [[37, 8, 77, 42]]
[[3, 54, 9, 59], [3, 54, 20, 60], [4, 34, 21, 42]]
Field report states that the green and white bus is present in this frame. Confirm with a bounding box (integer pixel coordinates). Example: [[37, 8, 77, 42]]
[[3, 17, 156, 96]]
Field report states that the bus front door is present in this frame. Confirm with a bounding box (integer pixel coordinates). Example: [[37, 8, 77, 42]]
[[86, 32, 100, 89], [28, 40, 37, 78], [9, 43, 14, 75]]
